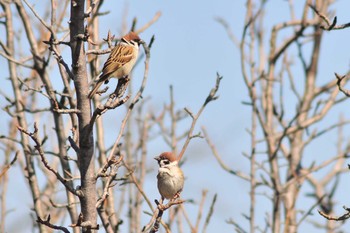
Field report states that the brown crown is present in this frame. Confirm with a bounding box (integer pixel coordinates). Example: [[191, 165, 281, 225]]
[[123, 31, 141, 42], [158, 152, 177, 162]]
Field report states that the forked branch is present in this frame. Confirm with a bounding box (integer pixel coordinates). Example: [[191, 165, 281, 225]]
[[177, 73, 223, 162], [318, 206, 350, 221], [37, 215, 70, 233], [17, 123, 80, 197], [309, 4, 350, 30]]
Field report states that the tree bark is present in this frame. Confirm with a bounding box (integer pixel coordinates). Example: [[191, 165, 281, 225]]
[[69, 0, 97, 231]]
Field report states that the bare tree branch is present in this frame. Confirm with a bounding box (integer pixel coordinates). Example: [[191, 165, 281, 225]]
[[177, 73, 222, 162], [318, 206, 350, 221], [37, 215, 70, 233], [309, 4, 350, 30], [17, 123, 80, 197], [0, 151, 18, 179]]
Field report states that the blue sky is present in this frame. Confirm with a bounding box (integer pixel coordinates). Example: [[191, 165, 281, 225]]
[[3, 0, 350, 232]]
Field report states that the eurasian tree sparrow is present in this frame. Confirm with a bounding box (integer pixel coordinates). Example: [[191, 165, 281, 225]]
[[88, 31, 143, 98], [155, 152, 184, 201]]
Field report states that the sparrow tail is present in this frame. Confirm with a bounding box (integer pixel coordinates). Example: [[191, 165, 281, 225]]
[[88, 80, 104, 99]]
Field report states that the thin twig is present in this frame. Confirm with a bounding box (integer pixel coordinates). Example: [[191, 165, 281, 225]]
[[17, 123, 80, 197], [53, 108, 81, 114], [177, 73, 223, 162], [202, 126, 250, 181], [309, 4, 350, 30], [22, 0, 54, 34], [318, 206, 350, 221], [148, 199, 185, 233], [195, 190, 208, 231], [202, 193, 217, 233], [135, 11, 162, 34], [123, 159, 154, 210], [37, 215, 70, 233], [335, 73, 350, 97], [0, 151, 18, 179]]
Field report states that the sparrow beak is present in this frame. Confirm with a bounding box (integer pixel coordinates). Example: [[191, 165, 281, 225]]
[[154, 156, 160, 162], [138, 39, 145, 45]]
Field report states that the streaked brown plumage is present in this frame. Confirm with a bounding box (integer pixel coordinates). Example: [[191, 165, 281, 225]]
[[88, 32, 142, 98]]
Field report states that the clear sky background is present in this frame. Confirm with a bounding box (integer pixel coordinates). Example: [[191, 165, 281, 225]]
[[2, 0, 350, 232]]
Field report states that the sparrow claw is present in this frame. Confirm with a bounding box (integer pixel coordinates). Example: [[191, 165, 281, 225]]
[[172, 191, 181, 200]]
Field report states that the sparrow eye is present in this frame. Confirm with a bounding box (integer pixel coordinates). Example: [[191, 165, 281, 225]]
[[163, 160, 170, 165]]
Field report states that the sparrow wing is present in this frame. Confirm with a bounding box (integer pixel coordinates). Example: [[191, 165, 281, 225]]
[[100, 44, 135, 80]]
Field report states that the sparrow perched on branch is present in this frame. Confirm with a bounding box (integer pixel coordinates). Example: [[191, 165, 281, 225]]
[[88, 31, 143, 99], [155, 152, 184, 201]]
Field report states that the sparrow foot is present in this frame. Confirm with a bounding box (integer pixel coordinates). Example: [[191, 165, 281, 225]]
[[172, 191, 181, 200]]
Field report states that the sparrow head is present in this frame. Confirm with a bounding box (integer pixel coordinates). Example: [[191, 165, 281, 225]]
[[154, 152, 178, 168], [123, 31, 144, 45]]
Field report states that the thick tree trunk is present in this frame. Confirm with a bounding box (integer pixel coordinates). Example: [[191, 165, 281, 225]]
[[69, 1, 97, 232]]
